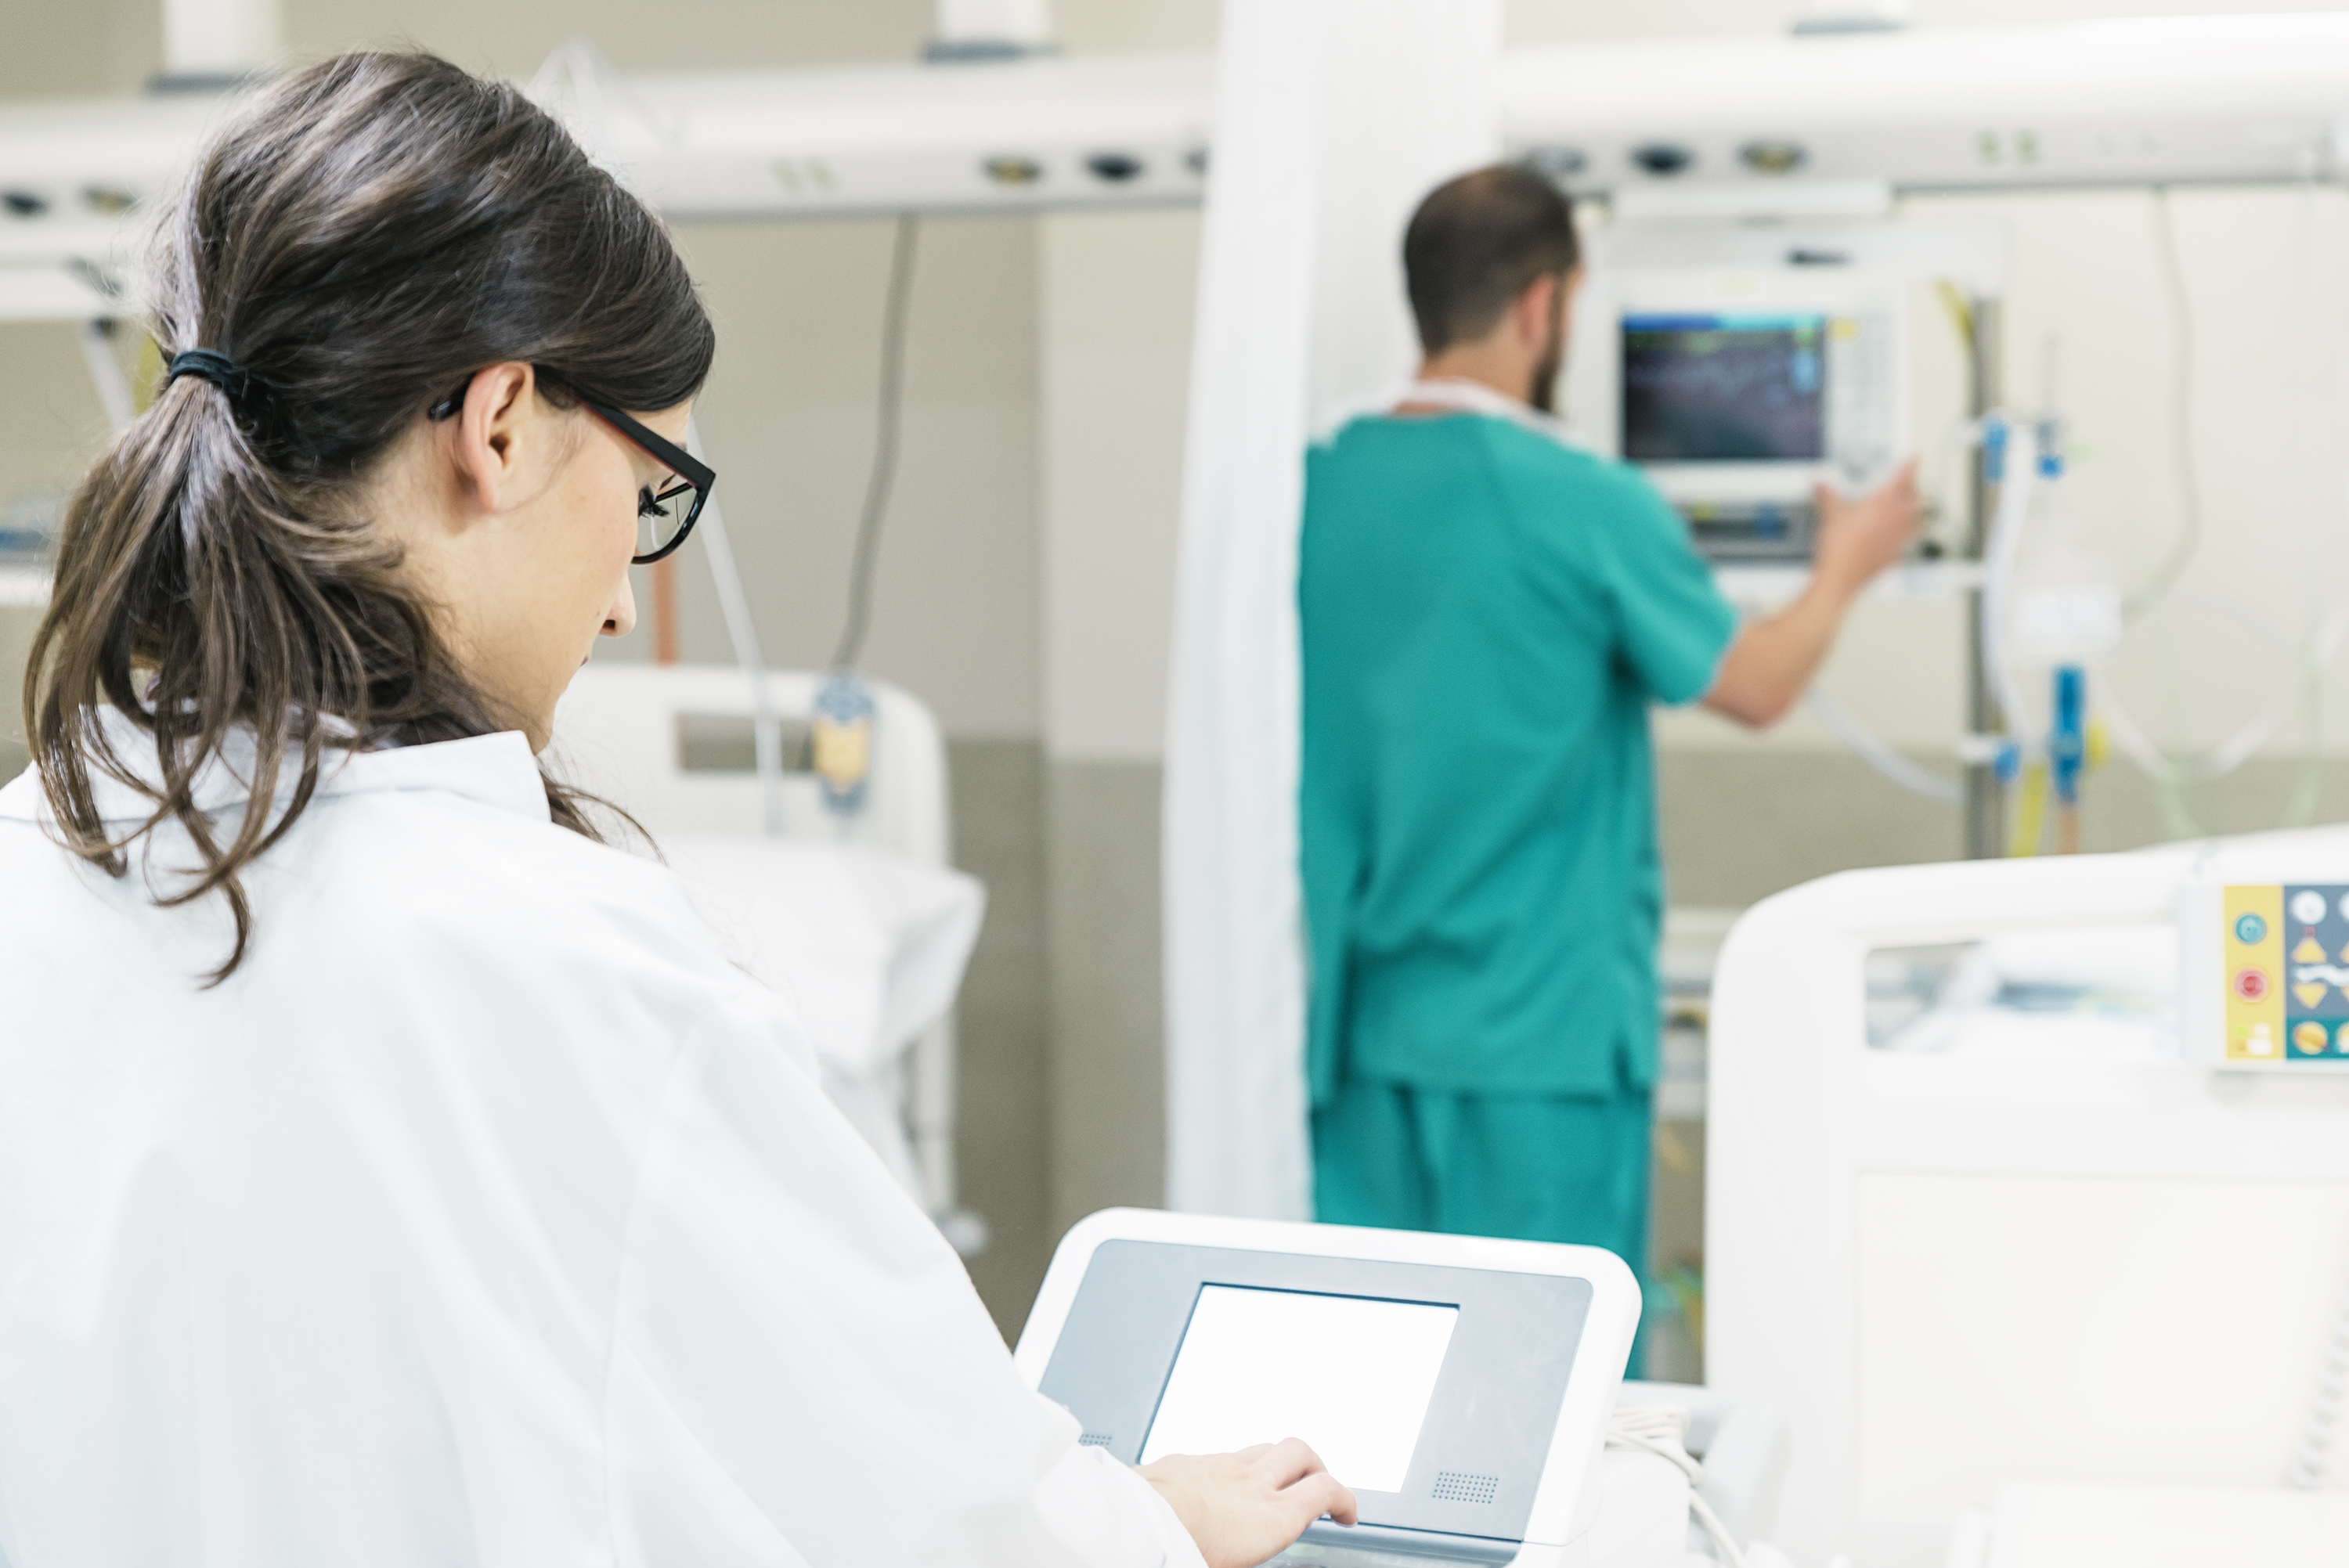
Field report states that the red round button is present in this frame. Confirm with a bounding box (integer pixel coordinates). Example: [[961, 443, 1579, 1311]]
[[2234, 967, 2271, 1002]]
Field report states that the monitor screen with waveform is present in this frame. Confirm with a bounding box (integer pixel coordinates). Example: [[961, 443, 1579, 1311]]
[[1621, 312, 1826, 463]]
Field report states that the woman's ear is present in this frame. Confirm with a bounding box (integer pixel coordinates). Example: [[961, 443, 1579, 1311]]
[[446, 362, 537, 515]]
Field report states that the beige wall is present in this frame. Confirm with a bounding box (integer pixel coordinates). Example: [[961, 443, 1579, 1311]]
[[647, 214, 1046, 739], [1040, 208, 1198, 760]]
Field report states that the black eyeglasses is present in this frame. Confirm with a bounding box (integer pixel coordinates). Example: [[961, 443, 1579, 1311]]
[[428, 371, 715, 565]]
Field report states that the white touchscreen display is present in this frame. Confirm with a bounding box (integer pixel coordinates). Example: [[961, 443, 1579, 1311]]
[[1137, 1286, 1459, 1494]]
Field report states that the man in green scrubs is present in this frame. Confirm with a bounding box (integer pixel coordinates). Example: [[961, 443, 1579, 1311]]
[[1300, 166, 1918, 1304]]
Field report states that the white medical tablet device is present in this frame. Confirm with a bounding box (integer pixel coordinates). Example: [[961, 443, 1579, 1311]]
[[1012, 1209, 1643, 1567]]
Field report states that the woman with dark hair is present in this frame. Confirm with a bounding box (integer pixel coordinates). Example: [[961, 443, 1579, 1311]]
[[0, 52, 1351, 1568]]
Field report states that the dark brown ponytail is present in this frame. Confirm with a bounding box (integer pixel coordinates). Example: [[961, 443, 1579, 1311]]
[[23, 51, 715, 981]]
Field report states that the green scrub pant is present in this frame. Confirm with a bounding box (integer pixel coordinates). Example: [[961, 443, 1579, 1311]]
[[1311, 1077, 1654, 1354]]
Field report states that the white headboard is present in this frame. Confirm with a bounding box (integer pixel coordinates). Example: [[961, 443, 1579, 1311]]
[[1706, 827, 2349, 1567], [547, 661, 971, 1244], [550, 661, 949, 863]]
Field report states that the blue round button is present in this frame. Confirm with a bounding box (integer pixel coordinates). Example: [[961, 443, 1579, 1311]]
[[2236, 912, 2268, 945]]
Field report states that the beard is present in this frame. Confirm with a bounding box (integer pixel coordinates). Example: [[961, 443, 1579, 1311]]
[[1528, 292, 1566, 414]]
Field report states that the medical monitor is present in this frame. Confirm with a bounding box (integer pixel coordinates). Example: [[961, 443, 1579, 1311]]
[[1564, 235, 1923, 566], [1013, 1209, 1642, 1567], [1622, 312, 1828, 464]]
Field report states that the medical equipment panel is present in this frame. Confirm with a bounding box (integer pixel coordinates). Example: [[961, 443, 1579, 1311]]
[[1041, 1240, 1586, 1551], [1571, 255, 1909, 565], [1015, 1209, 1640, 1567], [2182, 882, 2349, 1069], [1711, 840, 2349, 1564]]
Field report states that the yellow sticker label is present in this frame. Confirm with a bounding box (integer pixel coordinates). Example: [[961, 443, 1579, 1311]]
[[2295, 935, 2327, 964], [810, 713, 872, 794], [2225, 885, 2286, 1062]]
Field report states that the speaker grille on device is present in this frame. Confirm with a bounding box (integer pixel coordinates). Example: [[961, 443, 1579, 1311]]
[[1078, 1433, 1113, 1447], [1431, 1471, 1499, 1505]]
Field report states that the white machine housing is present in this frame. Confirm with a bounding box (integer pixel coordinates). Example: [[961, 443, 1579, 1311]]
[[1705, 829, 2349, 1568], [1578, 261, 1903, 561], [0, 12, 2340, 316], [2179, 878, 2349, 1073], [1563, 218, 2001, 563], [1503, 15, 2349, 206], [1012, 1208, 1643, 1567]]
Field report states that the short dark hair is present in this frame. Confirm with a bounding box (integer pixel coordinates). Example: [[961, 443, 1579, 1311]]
[[1402, 164, 1579, 355]]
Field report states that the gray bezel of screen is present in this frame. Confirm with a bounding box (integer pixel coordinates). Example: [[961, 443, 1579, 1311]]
[[1034, 1240, 1593, 1546]]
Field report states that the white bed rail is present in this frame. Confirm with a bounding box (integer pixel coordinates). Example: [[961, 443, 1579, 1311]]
[[551, 661, 964, 1229], [1706, 827, 2349, 1568]]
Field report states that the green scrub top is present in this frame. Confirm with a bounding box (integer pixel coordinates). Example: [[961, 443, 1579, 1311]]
[[1299, 411, 1737, 1101]]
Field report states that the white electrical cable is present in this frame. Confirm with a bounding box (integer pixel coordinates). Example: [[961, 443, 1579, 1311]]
[[685, 419, 785, 837], [1804, 687, 1961, 805], [2079, 170, 2342, 832], [1606, 1404, 1747, 1567], [2190, 599, 2349, 783], [2125, 186, 2203, 622], [1976, 415, 2039, 741], [831, 214, 918, 672], [1974, 411, 2222, 836], [2089, 682, 2164, 777], [524, 40, 685, 164], [2097, 595, 2349, 795], [75, 322, 133, 436], [2084, 679, 2203, 839]]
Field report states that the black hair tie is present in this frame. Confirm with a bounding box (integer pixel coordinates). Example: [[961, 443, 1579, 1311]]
[[166, 348, 251, 402]]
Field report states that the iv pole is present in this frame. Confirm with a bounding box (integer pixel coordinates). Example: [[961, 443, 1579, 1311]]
[[1962, 294, 2004, 860]]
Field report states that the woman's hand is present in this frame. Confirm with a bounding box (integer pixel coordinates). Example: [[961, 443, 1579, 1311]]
[[1139, 1437, 1360, 1568]]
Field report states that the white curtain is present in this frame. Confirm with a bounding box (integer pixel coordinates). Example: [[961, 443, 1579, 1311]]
[[1163, 0, 1504, 1219]]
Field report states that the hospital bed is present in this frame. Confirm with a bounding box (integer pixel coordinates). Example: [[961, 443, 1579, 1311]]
[[1705, 827, 2349, 1567], [551, 661, 986, 1250]]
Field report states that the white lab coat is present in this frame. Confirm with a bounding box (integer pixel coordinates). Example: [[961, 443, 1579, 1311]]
[[0, 721, 1202, 1568]]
